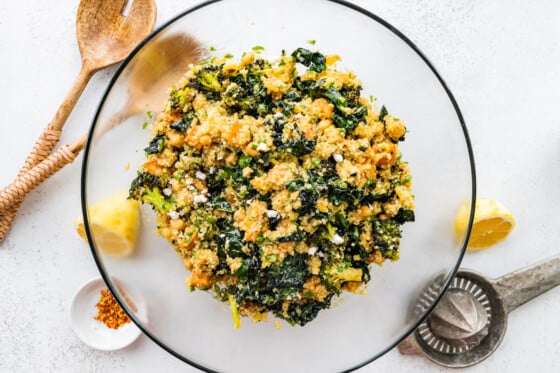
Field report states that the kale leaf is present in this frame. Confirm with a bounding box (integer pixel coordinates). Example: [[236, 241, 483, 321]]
[[324, 86, 348, 111], [283, 138, 316, 157], [291, 48, 326, 73], [332, 105, 368, 132], [379, 105, 388, 121], [277, 297, 332, 326], [285, 178, 306, 192], [328, 179, 365, 206], [298, 190, 319, 215], [216, 225, 245, 258], [211, 197, 233, 213], [170, 111, 196, 132], [394, 208, 415, 223], [144, 133, 165, 154]]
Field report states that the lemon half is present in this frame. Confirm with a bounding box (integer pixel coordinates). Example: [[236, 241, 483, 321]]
[[455, 197, 516, 250], [75, 191, 140, 257]]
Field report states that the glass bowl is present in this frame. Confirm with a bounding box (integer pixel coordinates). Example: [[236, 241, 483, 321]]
[[81, 0, 475, 371]]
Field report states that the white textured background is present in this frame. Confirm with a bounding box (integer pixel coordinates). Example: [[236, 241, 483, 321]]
[[1, 0, 559, 372]]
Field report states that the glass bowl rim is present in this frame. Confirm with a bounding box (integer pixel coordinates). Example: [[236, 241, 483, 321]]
[[80, 0, 477, 371]]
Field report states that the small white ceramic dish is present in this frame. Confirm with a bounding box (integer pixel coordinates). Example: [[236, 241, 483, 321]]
[[70, 277, 147, 350]]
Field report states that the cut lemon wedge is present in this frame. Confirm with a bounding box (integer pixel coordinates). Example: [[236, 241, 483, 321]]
[[455, 197, 516, 250], [75, 191, 140, 257]]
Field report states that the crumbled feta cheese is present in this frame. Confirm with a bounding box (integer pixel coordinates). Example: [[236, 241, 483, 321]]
[[162, 188, 172, 196], [294, 113, 303, 119], [184, 179, 192, 185], [308, 246, 318, 255], [266, 210, 279, 218], [333, 154, 344, 163], [167, 211, 180, 219], [195, 171, 206, 180], [273, 112, 284, 119], [256, 142, 268, 152], [331, 233, 344, 245], [209, 166, 216, 174], [246, 198, 253, 205], [193, 195, 208, 204]]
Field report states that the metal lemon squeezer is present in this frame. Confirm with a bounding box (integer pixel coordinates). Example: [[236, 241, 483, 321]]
[[398, 255, 560, 367]]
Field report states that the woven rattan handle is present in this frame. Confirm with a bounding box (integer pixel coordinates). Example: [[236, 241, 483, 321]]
[[0, 128, 62, 241], [0, 136, 86, 242]]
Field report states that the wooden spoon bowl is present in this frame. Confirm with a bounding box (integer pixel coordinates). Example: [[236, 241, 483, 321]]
[[77, 0, 157, 70]]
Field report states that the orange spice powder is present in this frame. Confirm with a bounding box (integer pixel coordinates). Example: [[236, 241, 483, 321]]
[[94, 289, 131, 329]]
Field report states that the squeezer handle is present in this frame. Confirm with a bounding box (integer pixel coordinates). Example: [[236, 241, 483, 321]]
[[492, 254, 560, 313]]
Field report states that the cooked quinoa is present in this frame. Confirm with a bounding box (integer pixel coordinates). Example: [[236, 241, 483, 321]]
[[129, 47, 414, 327]]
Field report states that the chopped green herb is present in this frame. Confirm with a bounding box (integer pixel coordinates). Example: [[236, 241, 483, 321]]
[[238, 154, 252, 168]]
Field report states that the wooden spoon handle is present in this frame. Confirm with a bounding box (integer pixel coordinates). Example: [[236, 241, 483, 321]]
[[49, 64, 95, 131], [0, 66, 93, 243]]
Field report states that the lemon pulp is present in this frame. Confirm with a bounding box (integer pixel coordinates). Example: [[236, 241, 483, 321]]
[[455, 197, 516, 250], [75, 191, 140, 257]]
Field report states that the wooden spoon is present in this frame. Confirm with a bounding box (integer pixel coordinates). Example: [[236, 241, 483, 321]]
[[0, 33, 205, 218], [0, 0, 157, 241], [60, 0, 158, 134], [102, 33, 205, 132]]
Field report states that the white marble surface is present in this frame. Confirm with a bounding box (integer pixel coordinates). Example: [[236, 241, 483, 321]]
[[1, 0, 559, 372]]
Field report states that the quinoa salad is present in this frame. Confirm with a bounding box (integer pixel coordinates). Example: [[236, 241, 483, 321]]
[[129, 47, 414, 327]]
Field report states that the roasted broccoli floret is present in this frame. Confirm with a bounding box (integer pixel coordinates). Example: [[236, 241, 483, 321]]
[[129, 172, 162, 198], [223, 83, 262, 114], [340, 84, 362, 107], [222, 72, 269, 116], [129, 172, 174, 213], [190, 65, 223, 93], [372, 219, 401, 260], [142, 188, 174, 213], [169, 87, 189, 110]]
